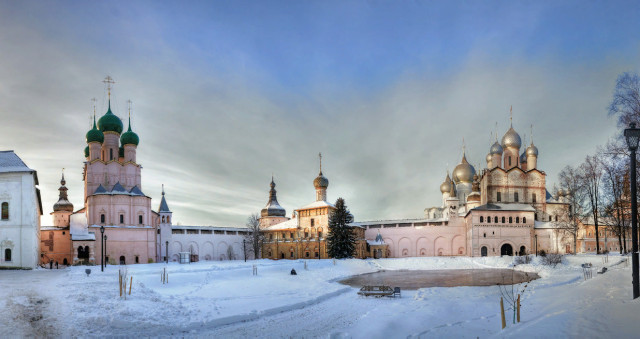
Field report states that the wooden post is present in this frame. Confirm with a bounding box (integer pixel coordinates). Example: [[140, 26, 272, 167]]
[[517, 294, 521, 323], [119, 274, 122, 297], [129, 276, 133, 295], [500, 297, 506, 329]]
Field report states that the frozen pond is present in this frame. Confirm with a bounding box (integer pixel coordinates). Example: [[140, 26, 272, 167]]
[[339, 269, 539, 289]]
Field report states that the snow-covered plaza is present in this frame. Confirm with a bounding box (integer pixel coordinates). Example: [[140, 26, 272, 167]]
[[1, 254, 638, 338]]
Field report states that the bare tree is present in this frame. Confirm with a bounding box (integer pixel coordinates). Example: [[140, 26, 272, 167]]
[[243, 213, 264, 260], [600, 143, 630, 253], [226, 245, 235, 260], [609, 71, 640, 128], [556, 165, 586, 252], [581, 155, 604, 254]]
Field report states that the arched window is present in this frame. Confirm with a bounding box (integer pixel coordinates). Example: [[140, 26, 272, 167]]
[[509, 217, 513, 223], [135, 256, 139, 264], [523, 217, 526, 223], [483, 233, 486, 238], [139, 215, 143, 224], [516, 217, 520, 223], [167, 216, 170, 223], [532, 193, 537, 203], [100, 214, 105, 223], [162, 216, 165, 223], [502, 216, 506, 223], [4, 248, 11, 261], [120, 256, 125, 265], [1, 202, 8, 220], [494, 216, 498, 223], [514, 192, 519, 202], [310, 218, 315, 226], [480, 216, 484, 223], [497, 192, 502, 202], [119, 214, 124, 224], [481, 246, 488, 257]]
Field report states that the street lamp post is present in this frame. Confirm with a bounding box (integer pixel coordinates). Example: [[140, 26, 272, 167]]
[[624, 122, 640, 299], [100, 226, 105, 272], [535, 234, 538, 257], [104, 235, 108, 266], [243, 239, 246, 262], [165, 241, 169, 263]]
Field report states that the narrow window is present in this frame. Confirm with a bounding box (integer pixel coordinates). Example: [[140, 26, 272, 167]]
[[110, 148, 113, 160], [516, 217, 520, 223], [311, 218, 315, 226], [120, 214, 124, 224], [157, 229, 160, 234], [139, 215, 143, 224], [532, 193, 537, 203], [290, 232, 294, 239], [502, 216, 506, 223], [509, 217, 513, 223], [1, 202, 7, 220], [497, 192, 501, 202], [305, 252, 309, 258], [494, 216, 498, 223], [514, 192, 519, 202], [483, 233, 486, 238], [480, 216, 484, 223], [100, 214, 105, 223], [508, 157, 512, 166], [523, 217, 526, 223], [135, 256, 139, 264], [4, 248, 11, 261], [290, 252, 294, 258], [315, 252, 319, 258], [555, 215, 558, 222]]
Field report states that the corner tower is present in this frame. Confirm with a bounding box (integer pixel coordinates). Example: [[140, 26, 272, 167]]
[[52, 170, 74, 227]]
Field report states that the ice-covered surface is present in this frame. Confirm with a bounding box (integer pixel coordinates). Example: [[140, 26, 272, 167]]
[[0, 254, 638, 337]]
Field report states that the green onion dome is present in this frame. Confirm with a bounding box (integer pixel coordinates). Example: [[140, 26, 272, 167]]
[[84, 146, 89, 158], [86, 116, 104, 144], [120, 117, 139, 146], [98, 101, 124, 134], [119, 146, 125, 158]]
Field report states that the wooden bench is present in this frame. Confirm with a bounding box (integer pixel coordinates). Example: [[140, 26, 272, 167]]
[[357, 285, 395, 297]]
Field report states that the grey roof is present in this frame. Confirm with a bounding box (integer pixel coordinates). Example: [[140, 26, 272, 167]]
[[111, 182, 126, 193], [472, 203, 536, 212], [94, 184, 107, 194], [158, 195, 171, 213], [129, 186, 144, 196], [0, 151, 32, 173]]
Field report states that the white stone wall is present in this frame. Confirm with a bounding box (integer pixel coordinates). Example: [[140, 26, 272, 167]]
[[0, 172, 40, 268], [167, 228, 249, 262]]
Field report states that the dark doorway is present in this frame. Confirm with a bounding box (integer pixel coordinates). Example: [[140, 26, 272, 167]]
[[481, 246, 488, 257], [501, 244, 513, 256], [519, 246, 526, 256], [63, 258, 68, 265], [119, 256, 125, 265], [280, 252, 285, 259]]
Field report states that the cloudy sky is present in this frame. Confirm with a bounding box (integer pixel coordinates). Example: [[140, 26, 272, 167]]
[[0, 1, 638, 226]]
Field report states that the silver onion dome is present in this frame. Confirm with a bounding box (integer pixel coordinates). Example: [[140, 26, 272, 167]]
[[501, 127, 522, 149], [519, 152, 527, 163], [489, 141, 503, 155], [453, 154, 476, 184], [440, 173, 452, 193], [526, 143, 539, 157], [313, 172, 329, 189]]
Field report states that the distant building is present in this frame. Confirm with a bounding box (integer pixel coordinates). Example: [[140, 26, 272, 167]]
[[0, 151, 42, 268], [259, 155, 368, 259], [355, 112, 574, 257], [40, 78, 247, 265]]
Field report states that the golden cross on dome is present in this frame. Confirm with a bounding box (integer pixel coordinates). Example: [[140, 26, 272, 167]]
[[103, 76, 115, 100], [530, 124, 534, 144], [127, 100, 132, 119], [90, 98, 97, 127], [318, 152, 322, 173]]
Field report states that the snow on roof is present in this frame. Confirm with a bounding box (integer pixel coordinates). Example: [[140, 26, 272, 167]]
[[71, 232, 95, 241], [172, 225, 248, 231], [265, 218, 299, 230], [0, 151, 33, 173], [351, 218, 448, 226], [472, 203, 536, 212], [92, 183, 149, 197], [534, 221, 556, 229], [297, 200, 336, 210]]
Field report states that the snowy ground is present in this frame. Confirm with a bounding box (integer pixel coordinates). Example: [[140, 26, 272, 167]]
[[0, 254, 638, 338]]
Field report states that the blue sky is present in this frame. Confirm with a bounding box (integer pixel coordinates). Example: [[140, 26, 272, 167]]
[[0, 1, 638, 225]]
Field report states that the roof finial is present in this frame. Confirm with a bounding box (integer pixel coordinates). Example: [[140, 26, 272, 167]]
[[90, 98, 97, 127], [319, 152, 322, 174], [162, 184, 165, 196], [127, 99, 133, 131], [103, 76, 115, 101], [462, 137, 466, 155], [510, 105, 513, 127], [530, 124, 534, 145], [61, 168, 65, 184]]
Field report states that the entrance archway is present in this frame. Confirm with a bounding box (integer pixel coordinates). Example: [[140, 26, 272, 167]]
[[500, 244, 513, 256], [481, 246, 488, 257], [119, 256, 126, 265], [519, 246, 526, 256]]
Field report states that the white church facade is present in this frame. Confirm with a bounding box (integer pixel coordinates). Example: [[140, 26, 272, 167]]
[[0, 151, 42, 269]]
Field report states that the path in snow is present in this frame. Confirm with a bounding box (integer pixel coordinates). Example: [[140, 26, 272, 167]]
[[0, 269, 65, 337]]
